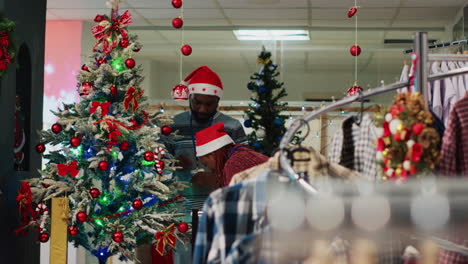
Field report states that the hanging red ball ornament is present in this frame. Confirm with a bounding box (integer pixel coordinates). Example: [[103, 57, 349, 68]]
[[125, 58, 136, 69], [81, 64, 89, 71], [68, 225, 79, 236], [98, 161, 109, 171], [132, 199, 143, 210], [51, 123, 62, 134], [89, 188, 101, 198], [161, 125, 173, 136], [144, 151, 155, 161], [172, 17, 184, 29], [181, 45, 192, 56], [112, 231, 124, 243], [80, 81, 94, 96], [177, 222, 188, 233], [347, 85, 363, 96], [36, 143, 46, 153], [39, 233, 50, 243], [347, 7, 357, 18], [119, 38, 129, 48], [76, 211, 87, 222], [350, 45, 361, 56], [120, 141, 130, 151], [110, 86, 117, 97], [70, 137, 81, 147], [172, 0, 183, 8], [133, 47, 141, 52]]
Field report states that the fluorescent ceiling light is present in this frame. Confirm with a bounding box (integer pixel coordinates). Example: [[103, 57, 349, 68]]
[[233, 29, 309, 41]]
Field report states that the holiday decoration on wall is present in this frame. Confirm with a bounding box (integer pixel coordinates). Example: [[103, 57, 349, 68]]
[[243, 48, 289, 156], [0, 14, 16, 78], [375, 92, 440, 182], [15, 2, 190, 263]]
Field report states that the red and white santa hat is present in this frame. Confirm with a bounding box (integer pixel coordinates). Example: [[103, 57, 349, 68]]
[[195, 123, 234, 157], [183, 66, 223, 98]]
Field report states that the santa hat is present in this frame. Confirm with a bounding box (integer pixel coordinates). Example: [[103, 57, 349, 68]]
[[183, 66, 223, 98], [195, 123, 234, 157]]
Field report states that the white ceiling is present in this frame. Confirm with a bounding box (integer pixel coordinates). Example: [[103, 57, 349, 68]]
[[46, 0, 467, 80]]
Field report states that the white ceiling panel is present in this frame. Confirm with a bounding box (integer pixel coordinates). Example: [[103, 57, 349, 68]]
[[218, 0, 308, 8], [126, 0, 218, 9], [310, 19, 391, 27], [228, 19, 308, 26], [396, 7, 458, 20], [224, 8, 307, 19], [47, 9, 112, 20], [402, 0, 465, 7], [134, 8, 225, 20]]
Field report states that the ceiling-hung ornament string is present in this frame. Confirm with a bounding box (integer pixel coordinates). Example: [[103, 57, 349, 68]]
[[347, 0, 363, 96], [171, 0, 190, 101]]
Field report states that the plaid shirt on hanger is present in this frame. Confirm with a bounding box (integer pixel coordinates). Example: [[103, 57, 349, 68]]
[[328, 114, 379, 181]]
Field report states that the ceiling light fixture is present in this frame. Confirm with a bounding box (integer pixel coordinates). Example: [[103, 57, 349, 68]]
[[233, 29, 309, 41]]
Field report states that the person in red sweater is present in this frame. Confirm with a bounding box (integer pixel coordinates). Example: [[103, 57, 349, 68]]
[[194, 122, 268, 188]]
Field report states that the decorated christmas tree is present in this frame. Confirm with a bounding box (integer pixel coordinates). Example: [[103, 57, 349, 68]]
[[15, 3, 189, 263], [244, 47, 289, 156]]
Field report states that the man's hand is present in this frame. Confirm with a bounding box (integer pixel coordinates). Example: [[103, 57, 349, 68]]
[[190, 172, 217, 188], [176, 155, 192, 170]]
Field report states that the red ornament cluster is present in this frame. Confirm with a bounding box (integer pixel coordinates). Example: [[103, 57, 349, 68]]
[[68, 225, 79, 236], [347, 85, 363, 96]]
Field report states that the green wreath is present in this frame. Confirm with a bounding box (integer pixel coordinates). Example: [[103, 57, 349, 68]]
[[0, 13, 15, 78]]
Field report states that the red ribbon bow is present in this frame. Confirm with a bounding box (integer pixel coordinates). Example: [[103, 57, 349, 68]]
[[155, 224, 177, 256], [91, 10, 132, 54], [106, 122, 122, 149], [123, 86, 144, 112], [90, 101, 111, 116], [57, 161, 79, 177], [15, 182, 36, 235]]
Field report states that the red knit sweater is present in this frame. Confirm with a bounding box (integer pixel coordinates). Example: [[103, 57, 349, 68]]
[[222, 146, 269, 186]]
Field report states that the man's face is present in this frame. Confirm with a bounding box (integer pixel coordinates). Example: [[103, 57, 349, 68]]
[[199, 152, 216, 172], [190, 94, 219, 122]]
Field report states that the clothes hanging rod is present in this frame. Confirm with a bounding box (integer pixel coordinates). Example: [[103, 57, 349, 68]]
[[404, 39, 468, 54], [279, 66, 468, 187], [428, 54, 468, 61]]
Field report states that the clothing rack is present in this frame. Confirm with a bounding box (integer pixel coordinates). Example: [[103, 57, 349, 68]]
[[404, 39, 468, 54], [428, 54, 468, 61], [279, 32, 468, 191]]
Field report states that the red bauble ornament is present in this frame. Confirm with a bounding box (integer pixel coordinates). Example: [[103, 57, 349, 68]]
[[119, 38, 129, 48], [347, 7, 357, 18], [39, 233, 50, 243], [68, 225, 79, 236], [112, 231, 124, 243], [98, 58, 107, 65], [36, 143, 46, 153], [120, 141, 130, 151], [347, 85, 363, 96], [350, 45, 361, 56], [161, 126, 173, 136], [125, 58, 136, 69], [412, 123, 425, 135], [94, 14, 105, 23], [144, 151, 155, 161], [133, 47, 141, 52], [110, 86, 117, 96], [181, 45, 192, 56], [172, 0, 183, 8], [80, 81, 94, 96], [51, 123, 62, 134], [70, 137, 81, 147], [172, 17, 184, 29], [98, 161, 109, 171], [177, 222, 188, 233], [132, 199, 143, 210], [172, 84, 189, 100], [76, 211, 87, 222], [81, 64, 89, 71], [89, 188, 101, 198]]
